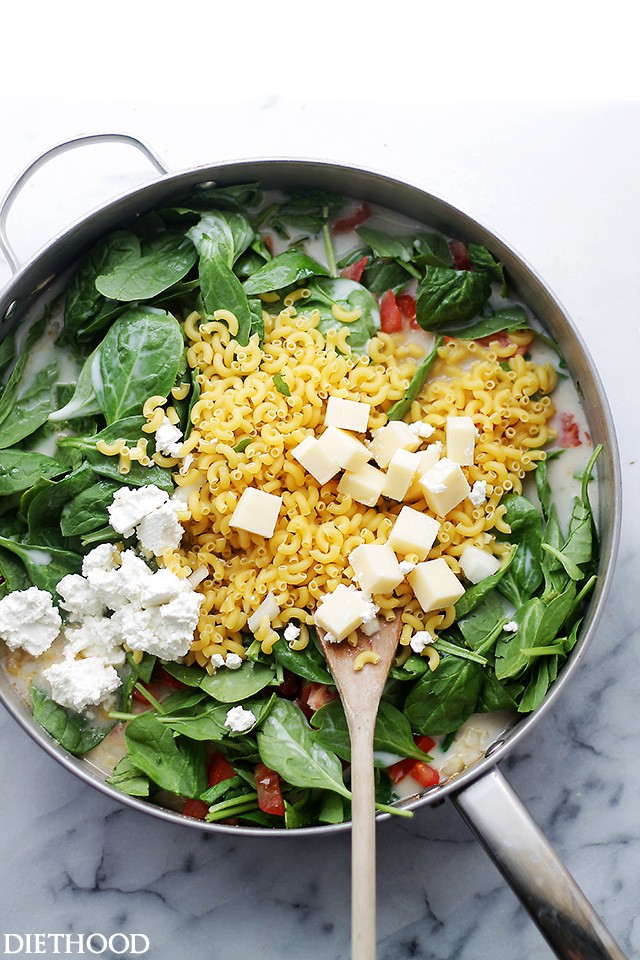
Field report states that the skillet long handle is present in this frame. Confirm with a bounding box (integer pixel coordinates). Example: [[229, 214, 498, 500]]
[[451, 767, 627, 960]]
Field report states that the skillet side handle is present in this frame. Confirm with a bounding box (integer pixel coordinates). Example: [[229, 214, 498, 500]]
[[0, 133, 169, 274], [450, 766, 627, 960]]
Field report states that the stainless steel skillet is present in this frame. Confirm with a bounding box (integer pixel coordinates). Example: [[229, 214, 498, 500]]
[[0, 134, 625, 959]]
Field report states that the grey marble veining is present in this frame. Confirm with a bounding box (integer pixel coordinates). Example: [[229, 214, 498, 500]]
[[1, 101, 639, 960]]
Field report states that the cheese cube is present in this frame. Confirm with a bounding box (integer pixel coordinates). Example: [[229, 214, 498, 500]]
[[408, 558, 465, 613], [368, 421, 421, 468], [314, 584, 379, 642], [406, 442, 443, 499], [446, 416, 476, 465], [348, 543, 404, 595], [419, 457, 470, 516], [229, 487, 282, 538], [318, 426, 370, 471], [324, 396, 370, 433], [459, 545, 501, 584], [387, 506, 440, 560], [338, 463, 386, 506], [291, 436, 340, 485], [382, 449, 421, 501], [247, 592, 280, 632]]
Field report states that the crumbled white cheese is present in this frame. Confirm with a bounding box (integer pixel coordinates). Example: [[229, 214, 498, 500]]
[[284, 623, 301, 646], [408, 421, 435, 439], [155, 416, 184, 458], [468, 480, 487, 507], [225, 652, 243, 670], [0, 587, 61, 657], [224, 705, 257, 733], [63, 616, 126, 667], [108, 485, 169, 538], [503, 620, 519, 633], [247, 592, 280, 633], [410, 630, 434, 654], [136, 501, 184, 556], [360, 616, 381, 636], [428, 482, 447, 494], [211, 654, 226, 669], [57, 574, 106, 621], [398, 560, 416, 576], [44, 657, 121, 712], [115, 591, 203, 660], [138, 568, 189, 608], [81, 543, 122, 578]]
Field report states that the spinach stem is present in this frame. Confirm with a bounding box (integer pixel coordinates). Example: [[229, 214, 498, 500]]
[[134, 682, 164, 713], [322, 205, 338, 277], [433, 639, 488, 666]]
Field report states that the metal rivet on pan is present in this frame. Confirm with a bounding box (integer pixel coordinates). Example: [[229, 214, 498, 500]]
[[485, 738, 506, 757]]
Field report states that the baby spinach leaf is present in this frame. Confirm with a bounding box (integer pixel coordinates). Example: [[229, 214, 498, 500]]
[[60, 478, 120, 537], [456, 591, 507, 651], [0, 317, 46, 428], [59, 418, 173, 492], [0, 536, 81, 595], [303, 277, 379, 354], [416, 266, 491, 329], [356, 226, 416, 262], [188, 211, 254, 268], [0, 332, 15, 376], [164, 695, 275, 741], [106, 756, 150, 797], [273, 373, 290, 396], [313, 699, 432, 765], [0, 360, 59, 449], [517, 660, 551, 713], [49, 348, 101, 423], [468, 243, 507, 296], [496, 495, 543, 606], [200, 661, 275, 703], [403, 656, 483, 735], [271, 634, 334, 685], [30, 686, 114, 756], [270, 190, 344, 238], [446, 306, 529, 341], [0, 450, 65, 495], [248, 298, 265, 345], [0, 546, 31, 597], [184, 181, 262, 212], [242, 250, 330, 296], [361, 259, 411, 296], [476, 671, 519, 713], [257, 699, 351, 799], [124, 711, 207, 798], [495, 597, 546, 680], [27, 463, 96, 547], [386, 335, 443, 421], [96, 308, 184, 423], [95, 231, 197, 302], [199, 256, 252, 345], [64, 232, 140, 336], [160, 661, 208, 687], [413, 232, 452, 268]]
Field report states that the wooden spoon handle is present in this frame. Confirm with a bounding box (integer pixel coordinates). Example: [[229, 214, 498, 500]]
[[348, 710, 377, 960]]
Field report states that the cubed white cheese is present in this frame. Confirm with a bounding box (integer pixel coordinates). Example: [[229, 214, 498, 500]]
[[291, 436, 340, 485], [224, 705, 257, 733], [387, 506, 440, 560], [398, 560, 416, 575], [81, 543, 122, 578], [44, 657, 121, 711], [229, 487, 283, 539], [367, 421, 421, 468], [108, 485, 169, 538], [155, 416, 184, 457], [247, 592, 280, 632], [314, 584, 379, 643], [338, 463, 387, 507], [63, 615, 125, 667], [348, 543, 404, 595], [406, 442, 443, 499], [57, 574, 106, 620], [446, 416, 476, 465], [324, 396, 370, 433], [459, 545, 501, 584], [408, 558, 465, 613], [0, 587, 62, 657], [409, 630, 434, 654], [317, 426, 370, 471], [419, 457, 471, 516], [382, 449, 421, 501], [468, 480, 487, 507], [136, 501, 184, 555]]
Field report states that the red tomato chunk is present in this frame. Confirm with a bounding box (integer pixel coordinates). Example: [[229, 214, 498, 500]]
[[183, 798, 209, 820], [340, 255, 369, 282], [333, 203, 372, 234], [559, 412, 582, 448], [255, 762, 285, 816], [207, 751, 236, 787], [380, 290, 403, 333]]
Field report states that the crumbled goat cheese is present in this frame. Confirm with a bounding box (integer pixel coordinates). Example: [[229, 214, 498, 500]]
[[57, 574, 106, 621], [81, 543, 121, 578], [360, 616, 381, 636], [427, 482, 447, 494], [468, 480, 487, 507], [398, 560, 416, 575], [409, 421, 435, 439], [503, 620, 519, 633], [284, 623, 301, 646], [211, 654, 226, 669], [225, 653, 243, 670], [410, 630, 434, 654], [136, 501, 184, 556], [115, 591, 204, 660], [63, 616, 126, 667], [0, 587, 62, 657], [108, 484, 169, 538], [155, 416, 184, 458], [138, 568, 189, 608], [87, 550, 153, 610], [44, 657, 121, 712], [224, 705, 257, 733], [360, 596, 380, 625]]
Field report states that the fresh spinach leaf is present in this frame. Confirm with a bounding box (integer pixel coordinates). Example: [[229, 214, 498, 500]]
[[242, 250, 330, 296], [30, 686, 114, 756], [361, 259, 411, 296], [271, 634, 334, 685], [496, 495, 543, 605], [95, 231, 197, 302], [0, 546, 31, 597], [468, 243, 507, 296], [446, 306, 529, 341], [106, 756, 150, 797], [0, 317, 46, 428], [273, 373, 290, 396], [60, 478, 120, 537], [199, 257, 252, 344], [0, 360, 59, 449], [413, 232, 452, 268], [455, 545, 516, 617], [312, 699, 432, 765], [270, 190, 344, 238], [48, 348, 101, 423], [200, 661, 275, 703], [27, 463, 96, 546], [124, 711, 207, 798], [495, 597, 546, 680], [476, 671, 519, 713], [416, 266, 491, 329], [302, 277, 379, 354], [64, 232, 140, 336], [386, 335, 443, 421], [403, 656, 483, 735], [188, 211, 254, 268], [0, 536, 81, 595], [0, 450, 65, 495], [0, 333, 15, 376], [356, 226, 415, 262]]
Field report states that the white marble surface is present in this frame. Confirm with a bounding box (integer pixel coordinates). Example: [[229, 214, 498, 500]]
[[1, 88, 639, 960]]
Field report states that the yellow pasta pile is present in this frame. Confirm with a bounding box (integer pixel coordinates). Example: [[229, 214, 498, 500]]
[[152, 304, 558, 671]]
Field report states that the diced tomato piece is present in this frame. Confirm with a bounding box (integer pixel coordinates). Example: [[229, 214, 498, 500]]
[[207, 751, 236, 787], [183, 798, 209, 820], [132, 684, 161, 704], [255, 762, 285, 816], [340, 255, 369, 282], [333, 203, 372, 234], [408, 762, 440, 789], [414, 735, 436, 754], [157, 666, 186, 689], [277, 669, 300, 699], [449, 239, 472, 270], [380, 290, 403, 334], [387, 757, 415, 784], [262, 233, 274, 254], [297, 682, 339, 721], [559, 412, 581, 448], [396, 293, 418, 329]]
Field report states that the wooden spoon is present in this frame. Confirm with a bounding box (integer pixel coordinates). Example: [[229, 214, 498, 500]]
[[318, 613, 403, 960]]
